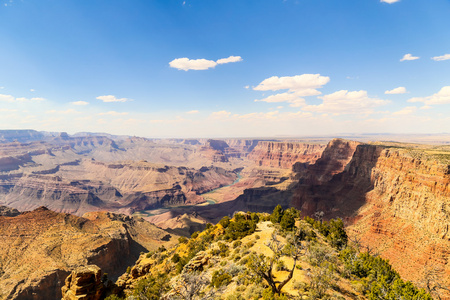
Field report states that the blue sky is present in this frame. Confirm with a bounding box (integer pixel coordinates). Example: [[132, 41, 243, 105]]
[[0, 0, 449, 138]]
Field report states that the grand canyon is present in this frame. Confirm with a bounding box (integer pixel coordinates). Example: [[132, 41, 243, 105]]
[[0, 130, 449, 299]]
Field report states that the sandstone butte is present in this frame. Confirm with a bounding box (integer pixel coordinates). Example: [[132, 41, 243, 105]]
[[0, 207, 178, 300]]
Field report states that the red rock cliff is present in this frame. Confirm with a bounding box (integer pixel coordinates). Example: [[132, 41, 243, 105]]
[[292, 142, 450, 295], [248, 141, 326, 169]]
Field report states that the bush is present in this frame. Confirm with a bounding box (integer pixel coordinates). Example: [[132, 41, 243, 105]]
[[270, 205, 284, 224], [280, 209, 296, 231], [171, 253, 181, 263], [211, 269, 232, 288], [219, 216, 231, 228], [132, 273, 167, 300], [178, 236, 188, 244]]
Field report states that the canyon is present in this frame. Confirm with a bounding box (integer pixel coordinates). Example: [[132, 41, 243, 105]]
[[0, 130, 449, 299]]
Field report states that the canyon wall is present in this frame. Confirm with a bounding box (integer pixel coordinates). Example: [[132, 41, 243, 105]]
[[291, 141, 450, 293], [247, 141, 326, 169]]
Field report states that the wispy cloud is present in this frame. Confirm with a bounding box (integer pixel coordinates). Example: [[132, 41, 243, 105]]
[[381, 0, 400, 3], [216, 56, 243, 64], [98, 111, 129, 116], [46, 109, 80, 114], [169, 55, 242, 71], [385, 87, 407, 94], [408, 86, 450, 105], [392, 106, 417, 115], [302, 90, 390, 115], [186, 110, 199, 114], [209, 110, 232, 119], [96, 95, 131, 102], [71, 101, 89, 106], [400, 53, 420, 61], [0, 94, 45, 102], [431, 54, 450, 61]]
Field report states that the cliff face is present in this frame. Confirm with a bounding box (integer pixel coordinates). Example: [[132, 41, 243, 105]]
[[0, 207, 177, 300], [346, 147, 450, 289], [291, 141, 450, 292], [247, 141, 326, 169]]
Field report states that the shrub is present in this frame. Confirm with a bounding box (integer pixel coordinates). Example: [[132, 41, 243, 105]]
[[211, 269, 232, 288], [270, 205, 283, 224], [178, 236, 188, 244]]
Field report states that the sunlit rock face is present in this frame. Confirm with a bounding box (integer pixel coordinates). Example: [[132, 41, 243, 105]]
[[0, 207, 178, 300]]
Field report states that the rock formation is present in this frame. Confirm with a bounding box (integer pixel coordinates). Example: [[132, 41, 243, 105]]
[[0, 207, 178, 299], [61, 265, 105, 300]]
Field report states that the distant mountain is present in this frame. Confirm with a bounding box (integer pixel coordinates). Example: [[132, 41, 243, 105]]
[[0, 129, 46, 143]]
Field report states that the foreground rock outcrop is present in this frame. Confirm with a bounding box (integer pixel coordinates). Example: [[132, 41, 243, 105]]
[[0, 207, 177, 300], [61, 265, 105, 300]]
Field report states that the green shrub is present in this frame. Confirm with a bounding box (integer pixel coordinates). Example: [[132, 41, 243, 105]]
[[178, 236, 188, 244], [270, 205, 283, 224], [211, 269, 232, 288]]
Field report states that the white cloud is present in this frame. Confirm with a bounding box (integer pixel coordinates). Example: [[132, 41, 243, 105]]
[[381, 0, 400, 3], [302, 90, 390, 114], [255, 92, 302, 103], [30, 89, 35, 92], [254, 74, 330, 92], [0, 94, 15, 102], [385, 87, 407, 94], [169, 55, 242, 71], [169, 58, 217, 71], [98, 111, 129, 116], [392, 106, 417, 115], [209, 110, 232, 119], [96, 95, 130, 103], [71, 101, 89, 106], [244, 85, 250, 89], [0, 87, 4, 89], [46, 109, 80, 114], [254, 92, 308, 107], [0, 94, 45, 102], [407, 86, 450, 105], [431, 54, 450, 61], [253, 74, 329, 108], [0, 108, 17, 112], [216, 56, 242, 64], [400, 54, 420, 61], [186, 110, 199, 114]]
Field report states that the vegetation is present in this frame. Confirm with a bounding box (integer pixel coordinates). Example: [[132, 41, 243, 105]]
[[105, 208, 432, 300]]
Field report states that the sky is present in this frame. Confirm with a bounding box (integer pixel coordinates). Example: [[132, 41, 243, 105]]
[[0, 0, 449, 138]]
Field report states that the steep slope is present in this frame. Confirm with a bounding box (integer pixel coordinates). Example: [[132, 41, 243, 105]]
[[0, 207, 177, 300]]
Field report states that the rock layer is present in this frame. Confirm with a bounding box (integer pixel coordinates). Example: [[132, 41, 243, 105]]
[[247, 141, 325, 169]]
